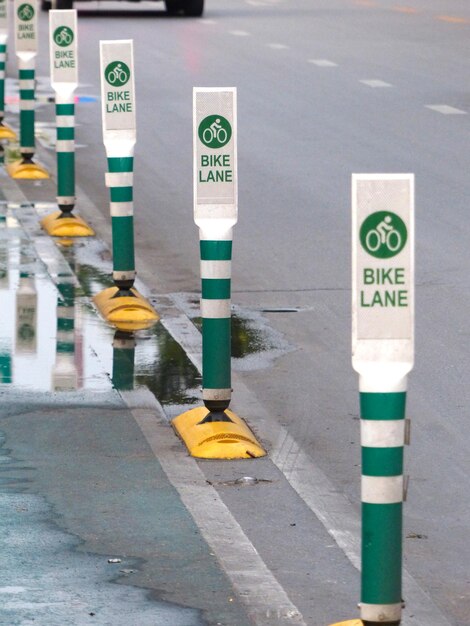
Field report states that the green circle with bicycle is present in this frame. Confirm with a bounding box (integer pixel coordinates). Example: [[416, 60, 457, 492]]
[[198, 115, 232, 149], [104, 61, 130, 88], [18, 3, 34, 21], [54, 26, 74, 47], [360, 211, 407, 259]]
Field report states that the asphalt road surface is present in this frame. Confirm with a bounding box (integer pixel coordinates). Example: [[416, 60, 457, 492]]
[[2, 0, 470, 625]]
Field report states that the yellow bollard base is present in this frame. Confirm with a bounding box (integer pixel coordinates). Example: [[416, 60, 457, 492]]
[[41, 211, 95, 237], [93, 286, 159, 331], [0, 124, 17, 141], [7, 159, 50, 179], [330, 619, 364, 626], [172, 406, 267, 459]]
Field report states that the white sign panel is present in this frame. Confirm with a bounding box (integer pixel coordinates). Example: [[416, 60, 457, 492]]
[[100, 40, 135, 135], [0, 0, 8, 42], [193, 87, 237, 222], [14, 0, 38, 56], [352, 174, 414, 373], [50, 10, 77, 89]]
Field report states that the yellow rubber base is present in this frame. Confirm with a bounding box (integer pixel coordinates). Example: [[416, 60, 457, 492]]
[[40, 211, 95, 237], [0, 124, 17, 141], [93, 286, 159, 331], [172, 407, 266, 459], [330, 619, 364, 626], [7, 159, 50, 179]]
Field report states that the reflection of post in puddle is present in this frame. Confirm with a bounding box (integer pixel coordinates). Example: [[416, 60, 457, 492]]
[[15, 271, 37, 355], [112, 330, 135, 391], [53, 274, 78, 391], [0, 349, 12, 383]]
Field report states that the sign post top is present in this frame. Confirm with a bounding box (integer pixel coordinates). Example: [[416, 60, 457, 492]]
[[193, 87, 237, 228], [352, 173, 414, 391], [100, 39, 136, 155], [50, 9, 77, 94], [14, 0, 38, 58]]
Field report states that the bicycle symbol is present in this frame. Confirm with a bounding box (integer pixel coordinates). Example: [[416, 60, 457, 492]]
[[104, 61, 130, 87], [198, 114, 232, 149], [54, 26, 74, 47], [18, 3, 34, 21], [360, 211, 407, 259]]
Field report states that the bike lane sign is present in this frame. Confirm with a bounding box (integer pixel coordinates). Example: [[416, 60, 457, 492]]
[[14, 0, 38, 57], [193, 87, 237, 223], [100, 40, 135, 138], [352, 174, 414, 368], [49, 10, 77, 90]]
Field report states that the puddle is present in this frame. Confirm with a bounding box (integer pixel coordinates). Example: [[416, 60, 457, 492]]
[[0, 201, 290, 407], [0, 202, 199, 406]]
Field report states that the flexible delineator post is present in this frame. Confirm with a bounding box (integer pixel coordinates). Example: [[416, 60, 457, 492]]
[[53, 276, 77, 390], [106, 154, 135, 291], [19, 56, 36, 161], [0, 0, 15, 140], [360, 390, 406, 625], [352, 174, 414, 626], [200, 233, 232, 413], [0, 41, 6, 123], [56, 94, 75, 212]]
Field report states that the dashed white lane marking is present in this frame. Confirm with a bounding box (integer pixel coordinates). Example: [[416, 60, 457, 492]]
[[308, 59, 338, 67], [131, 403, 307, 626], [360, 79, 393, 88], [267, 43, 289, 49], [229, 29, 251, 36], [425, 104, 467, 115]]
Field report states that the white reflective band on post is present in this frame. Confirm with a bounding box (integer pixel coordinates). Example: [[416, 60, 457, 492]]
[[56, 140, 75, 152], [56, 115, 75, 127], [112, 270, 135, 282], [361, 602, 402, 622], [0, 71, 5, 80], [110, 201, 133, 217], [19, 100, 35, 110], [57, 196, 75, 205], [362, 475, 403, 504], [57, 307, 74, 319], [0, 53, 5, 62], [57, 330, 74, 343], [20, 79, 34, 89], [200, 260, 232, 279], [200, 299, 231, 319], [361, 420, 405, 448], [105, 171, 133, 187], [203, 388, 232, 401]]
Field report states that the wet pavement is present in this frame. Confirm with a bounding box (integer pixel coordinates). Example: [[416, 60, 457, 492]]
[[0, 198, 256, 625]]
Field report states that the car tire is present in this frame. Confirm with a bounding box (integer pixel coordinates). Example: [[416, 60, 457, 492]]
[[183, 0, 203, 17], [56, 0, 73, 8], [165, 0, 182, 15], [41, 0, 52, 10]]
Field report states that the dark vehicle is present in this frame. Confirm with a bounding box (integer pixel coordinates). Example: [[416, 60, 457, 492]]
[[42, 0, 204, 17]]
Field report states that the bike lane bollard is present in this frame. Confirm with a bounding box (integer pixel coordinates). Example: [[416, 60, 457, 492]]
[[172, 88, 265, 459], [52, 273, 78, 391], [41, 9, 94, 237], [7, 0, 49, 178], [93, 40, 158, 332], [0, 0, 18, 148], [329, 174, 414, 626]]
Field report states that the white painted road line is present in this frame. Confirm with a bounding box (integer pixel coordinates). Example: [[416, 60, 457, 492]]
[[425, 104, 467, 115], [360, 79, 393, 88], [229, 30, 251, 37], [132, 404, 307, 626], [267, 43, 289, 50], [308, 59, 338, 67]]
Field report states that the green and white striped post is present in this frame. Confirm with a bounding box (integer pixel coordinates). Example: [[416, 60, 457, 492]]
[[10, 0, 48, 178], [50, 10, 77, 215], [94, 39, 157, 330], [53, 274, 78, 390], [194, 87, 237, 416], [43, 10, 93, 235], [0, 0, 17, 145], [100, 40, 136, 293], [352, 174, 414, 626], [171, 87, 264, 459], [112, 330, 135, 391]]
